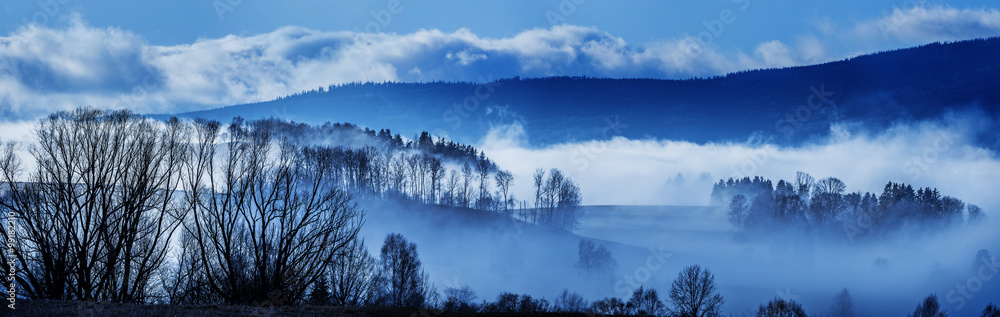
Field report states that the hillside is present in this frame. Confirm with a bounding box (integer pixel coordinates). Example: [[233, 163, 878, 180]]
[[162, 38, 1000, 148]]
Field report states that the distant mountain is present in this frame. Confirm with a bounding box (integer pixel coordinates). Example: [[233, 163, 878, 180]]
[[161, 37, 1000, 148]]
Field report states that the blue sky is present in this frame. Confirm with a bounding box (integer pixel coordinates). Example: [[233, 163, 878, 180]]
[[0, 0, 998, 118], [3, 0, 996, 49]]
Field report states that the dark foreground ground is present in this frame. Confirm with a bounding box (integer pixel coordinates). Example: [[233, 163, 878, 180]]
[[5, 300, 591, 317]]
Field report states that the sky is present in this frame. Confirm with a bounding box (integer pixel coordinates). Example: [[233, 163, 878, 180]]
[[0, 0, 999, 119]]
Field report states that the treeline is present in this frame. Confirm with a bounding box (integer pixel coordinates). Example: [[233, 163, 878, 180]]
[[711, 172, 987, 241], [434, 266, 999, 317], [251, 117, 582, 231], [0, 108, 580, 306], [255, 117, 491, 166]]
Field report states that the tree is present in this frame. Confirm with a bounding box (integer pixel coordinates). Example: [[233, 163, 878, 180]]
[[378, 233, 432, 308], [182, 119, 364, 305], [982, 303, 1000, 317], [445, 170, 459, 207], [461, 163, 473, 208], [795, 171, 814, 203], [495, 169, 514, 216], [810, 177, 846, 227], [330, 238, 381, 307], [627, 286, 665, 316], [967, 204, 986, 225], [729, 194, 749, 232], [532, 168, 545, 223], [829, 288, 854, 317], [443, 285, 479, 313], [668, 265, 724, 317], [574, 239, 617, 277], [910, 294, 948, 317], [428, 157, 444, 204], [0, 109, 188, 302], [484, 292, 520, 313], [475, 155, 492, 210], [308, 276, 332, 306], [756, 297, 807, 317], [554, 289, 588, 313], [592, 297, 628, 316]]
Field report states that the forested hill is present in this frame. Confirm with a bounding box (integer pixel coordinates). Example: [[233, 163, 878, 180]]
[[165, 37, 1000, 148]]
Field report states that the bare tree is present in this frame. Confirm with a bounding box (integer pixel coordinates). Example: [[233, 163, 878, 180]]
[[667, 265, 724, 317], [757, 297, 807, 317], [0, 109, 188, 302], [532, 169, 545, 223], [574, 239, 616, 277], [475, 156, 491, 210], [428, 157, 444, 205], [461, 163, 472, 208], [378, 233, 432, 308], [795, 171, 814, 203], [445, 170, 459, 207], [495, 169, 514, 216], [553, 289, 588, 313], [443, 285, 479, 313], [329, 238, 381, 307], [627, 286, 665, 316], [830, 288, 855, 317], [182, 119, 364, 305]]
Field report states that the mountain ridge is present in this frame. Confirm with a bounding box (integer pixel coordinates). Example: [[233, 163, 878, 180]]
[[161, 37, 1000, 149]]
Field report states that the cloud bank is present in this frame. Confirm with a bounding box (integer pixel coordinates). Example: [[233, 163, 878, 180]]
[[1, 6, 998, 120]]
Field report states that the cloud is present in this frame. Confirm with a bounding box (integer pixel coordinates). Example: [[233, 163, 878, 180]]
[[839, 5, 1000, 45], [0, 19, 837, 120]]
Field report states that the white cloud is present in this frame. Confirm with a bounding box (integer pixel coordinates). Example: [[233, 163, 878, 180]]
[[0, 20, 842, 120], [842, 5, 1000, 45]]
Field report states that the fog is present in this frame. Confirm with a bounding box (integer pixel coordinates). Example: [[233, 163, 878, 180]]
[[356, 189, 999, 316], [343, 110, 1000, 316], [479, 110, 1000, 211]]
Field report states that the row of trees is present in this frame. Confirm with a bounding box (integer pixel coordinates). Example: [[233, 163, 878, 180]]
[[264, 118, 488, 165], [438, 265, 724, 316], [714, 172, 986, 239], [262, 118, 584, 231], [445, 283, 998, 316]]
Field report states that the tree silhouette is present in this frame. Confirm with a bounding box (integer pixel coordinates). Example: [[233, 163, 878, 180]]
[[378, 233, 433, 308], [756, 297, 808, 317], [829, 288, 854, 317], [627, 286, 665, 316], [574, 239, 617, 277], [729, 194, 749, 233], [667, 265, 725, 317], [910, 294, 948, 317], [982, 303, 1000, 317]]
